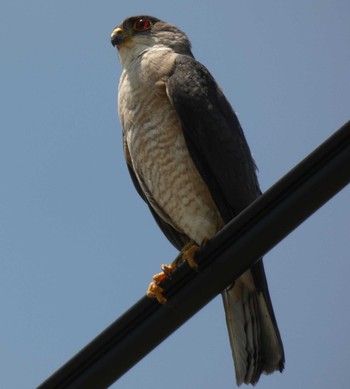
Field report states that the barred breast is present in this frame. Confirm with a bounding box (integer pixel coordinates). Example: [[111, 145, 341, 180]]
[[118, 50, 223, 244]]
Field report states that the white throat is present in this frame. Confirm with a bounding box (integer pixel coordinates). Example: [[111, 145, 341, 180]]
[[117, 42, 151, 69]]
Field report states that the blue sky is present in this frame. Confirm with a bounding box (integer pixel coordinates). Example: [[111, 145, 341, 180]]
[[1, 1, 349, 388]]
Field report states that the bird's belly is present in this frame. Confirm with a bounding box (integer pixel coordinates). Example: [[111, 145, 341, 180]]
[[125, 97, 223, 244]]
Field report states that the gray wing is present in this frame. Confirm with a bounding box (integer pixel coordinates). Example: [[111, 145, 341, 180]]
[[166, 55, 261, 223], [165, 54, 274, 286]]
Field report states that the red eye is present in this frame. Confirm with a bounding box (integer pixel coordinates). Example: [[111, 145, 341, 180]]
[[133, 18, 151, 31]]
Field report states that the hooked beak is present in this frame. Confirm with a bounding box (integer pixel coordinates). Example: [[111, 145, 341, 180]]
[[111, 27, 124, 47]]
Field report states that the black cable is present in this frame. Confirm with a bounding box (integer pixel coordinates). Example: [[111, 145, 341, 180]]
[[37, 120, 350, 389]]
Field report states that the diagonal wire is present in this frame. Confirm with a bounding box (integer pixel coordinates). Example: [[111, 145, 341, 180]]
[[37, 120, 350, 389]]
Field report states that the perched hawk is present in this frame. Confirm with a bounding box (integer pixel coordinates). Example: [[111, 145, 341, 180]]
[[111, 15, 284, 385]]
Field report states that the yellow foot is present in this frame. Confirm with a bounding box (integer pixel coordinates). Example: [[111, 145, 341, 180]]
[[146, 263, 175, 304], [182, 243, 199, 269], [147, 281, 166, 304], [181, 238, 208, 269], [146, 238, 208, 304]]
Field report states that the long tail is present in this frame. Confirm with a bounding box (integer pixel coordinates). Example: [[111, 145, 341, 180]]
[[222, 262, 284, 385]]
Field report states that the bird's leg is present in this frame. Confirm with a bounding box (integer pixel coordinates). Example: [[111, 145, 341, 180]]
[[181, 238, 208, 269], [180, 239, 200, 269], [146, 263, 176, 304], [147, 280, 166, 304], [146, 239, 207, 304]]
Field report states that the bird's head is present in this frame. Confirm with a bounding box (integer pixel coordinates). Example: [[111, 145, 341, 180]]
[[111, 15, 192, 67]]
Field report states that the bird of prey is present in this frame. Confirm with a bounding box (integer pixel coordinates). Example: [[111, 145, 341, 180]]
[[111, 15, 284, 385]]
